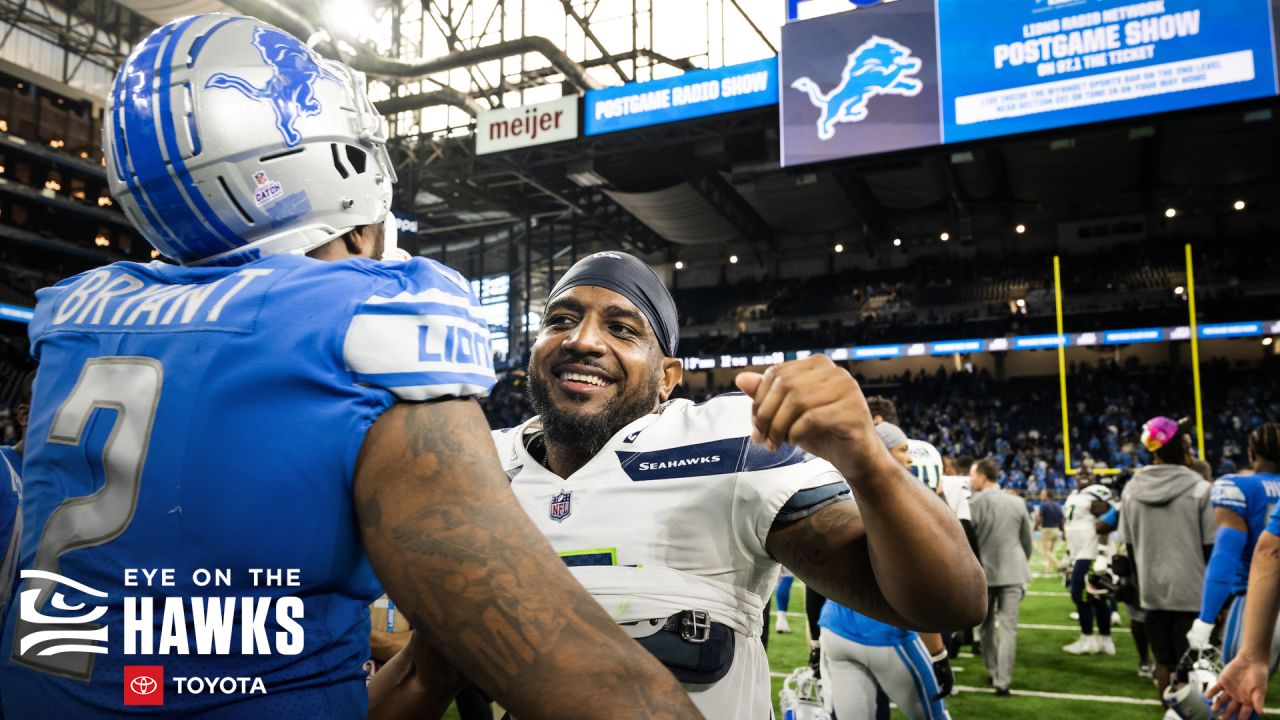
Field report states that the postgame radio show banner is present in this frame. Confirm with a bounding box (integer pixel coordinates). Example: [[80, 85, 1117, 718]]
[[780, 0, 1280, 167]]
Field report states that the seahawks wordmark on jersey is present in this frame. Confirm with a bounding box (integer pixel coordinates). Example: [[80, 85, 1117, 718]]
[[496, 393, 849, 719], [1, 255, 493, 719]]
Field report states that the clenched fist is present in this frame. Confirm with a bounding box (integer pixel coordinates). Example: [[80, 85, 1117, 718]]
[[735, 355, 888, 480]]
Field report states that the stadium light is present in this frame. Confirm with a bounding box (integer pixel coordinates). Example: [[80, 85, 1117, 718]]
[[1015, 224, 1026, 234], [729, 255, 738, 264], [893, 238, 902, 247], [674, 261, 684, 270], [940, 232, 950, 242], [1265, 337, 1274, 347], [834, 243, 844, 253], [322, 0, 374, 37], [1234, 200, 1247, 211], [1165, 207, 1177, 218]]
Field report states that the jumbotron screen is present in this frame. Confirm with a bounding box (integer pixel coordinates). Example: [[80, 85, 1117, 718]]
[[780, 0, 1280, 166]]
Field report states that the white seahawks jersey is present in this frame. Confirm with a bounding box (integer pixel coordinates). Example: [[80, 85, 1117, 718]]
[[906, 440, 943, 490], [1064, 486, 1112, 561], [496, 393, 848, 718]]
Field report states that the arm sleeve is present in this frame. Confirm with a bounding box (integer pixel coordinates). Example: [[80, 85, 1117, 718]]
[[805, 585, 827, 641], [341, 258, 496, 401], [1098, 506, 1119, 531], [1200, 526, 1247, 623]]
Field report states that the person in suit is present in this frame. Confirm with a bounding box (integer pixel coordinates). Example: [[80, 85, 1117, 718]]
[[969, 458, 1033, 696]]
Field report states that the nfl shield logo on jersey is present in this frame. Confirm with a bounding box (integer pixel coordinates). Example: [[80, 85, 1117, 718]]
[[549, 491, 572, 522]]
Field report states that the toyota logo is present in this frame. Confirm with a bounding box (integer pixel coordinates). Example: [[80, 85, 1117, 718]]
[[130, 676, 158, 695]]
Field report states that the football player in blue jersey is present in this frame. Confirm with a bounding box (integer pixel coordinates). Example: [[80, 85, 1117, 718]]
[[0, 14, 698, 720], [1211, 425, 1280, 719], [0, 369, 33, 618], [1193, 423, 1280, 664]]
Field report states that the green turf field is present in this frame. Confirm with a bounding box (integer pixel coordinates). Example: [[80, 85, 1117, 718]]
[[440, 543, 1280, 718]]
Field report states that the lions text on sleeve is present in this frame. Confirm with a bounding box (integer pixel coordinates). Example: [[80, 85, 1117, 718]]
[[496, 392, 848, 718], [1, 255, 493, 719]]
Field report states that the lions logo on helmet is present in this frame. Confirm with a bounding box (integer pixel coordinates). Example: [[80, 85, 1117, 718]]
[[205, 27, 341, 148], [104, 14, 396, 267]]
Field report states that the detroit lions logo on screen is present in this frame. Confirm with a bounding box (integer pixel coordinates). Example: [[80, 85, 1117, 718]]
[[790, 36, 923, 141], [204, 27, 340, 148]]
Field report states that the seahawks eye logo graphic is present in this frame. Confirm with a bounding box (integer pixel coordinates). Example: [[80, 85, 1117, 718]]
[[15, 570, 109, 662]]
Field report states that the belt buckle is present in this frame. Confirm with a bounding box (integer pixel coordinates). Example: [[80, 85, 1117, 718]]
[[681, 610, 711, 644]]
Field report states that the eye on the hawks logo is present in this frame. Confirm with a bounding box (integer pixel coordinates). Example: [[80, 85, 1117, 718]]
[[124, 665, 165, 706], [549, 491, 572, 522], [14, 569, 109, 671]]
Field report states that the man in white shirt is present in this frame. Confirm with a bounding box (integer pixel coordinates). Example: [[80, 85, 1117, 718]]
[[489, 252, 987, 717]]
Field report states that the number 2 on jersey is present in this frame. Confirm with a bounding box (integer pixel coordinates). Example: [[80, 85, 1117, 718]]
[[11, 357, 162, 680]]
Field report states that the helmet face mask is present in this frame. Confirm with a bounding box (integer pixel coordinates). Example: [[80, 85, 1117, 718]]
[[1162, 648, 1223, 720], [779, 667, 831, 720], [104, 14, 395, 266]]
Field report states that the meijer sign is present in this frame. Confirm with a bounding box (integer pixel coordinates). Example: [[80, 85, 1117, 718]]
[[476, 96, 579, 155]]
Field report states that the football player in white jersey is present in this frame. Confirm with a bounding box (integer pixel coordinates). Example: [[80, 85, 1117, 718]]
[[912, 440, 975, 534], [431, 252, 983, 718], [1062, 475, 1117, 655]]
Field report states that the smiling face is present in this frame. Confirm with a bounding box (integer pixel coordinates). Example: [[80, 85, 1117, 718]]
[[527, 285, 682, 456]]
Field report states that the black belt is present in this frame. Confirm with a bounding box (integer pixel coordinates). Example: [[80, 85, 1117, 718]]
[[632, 610, 736, 686]]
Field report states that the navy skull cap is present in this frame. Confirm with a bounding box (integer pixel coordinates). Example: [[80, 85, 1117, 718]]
[[547, 251, 679, 357]]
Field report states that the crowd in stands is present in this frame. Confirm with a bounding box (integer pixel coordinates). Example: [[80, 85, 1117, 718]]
[[882, 357, 1279, 494], [673, 236, 1278, 357], [474, 356, 1280, 498]]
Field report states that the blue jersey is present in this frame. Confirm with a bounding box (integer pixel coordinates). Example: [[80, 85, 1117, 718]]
[[0, 445, 20, 617], [819, 599, 913, 647], [0, 254, 494, 718], [1215, 472, 1280, 592]]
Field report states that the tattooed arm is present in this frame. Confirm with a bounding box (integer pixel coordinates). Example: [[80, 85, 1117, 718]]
[[357, 399, 701, 720], [766, 500, 916, 629]]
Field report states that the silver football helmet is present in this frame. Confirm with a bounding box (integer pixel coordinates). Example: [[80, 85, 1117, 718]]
[[104, 13, 395, 266], [779, 667, 832, 720], [1163, 647, 1223, 720]]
